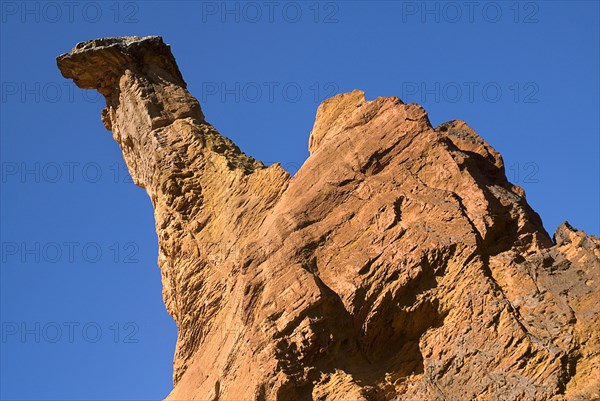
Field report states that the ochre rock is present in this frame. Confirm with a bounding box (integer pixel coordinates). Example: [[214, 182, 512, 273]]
[[57, 36, 599, 401]]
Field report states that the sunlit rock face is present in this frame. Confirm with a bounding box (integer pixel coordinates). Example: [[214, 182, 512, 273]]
[[58, 36, 599, 401]]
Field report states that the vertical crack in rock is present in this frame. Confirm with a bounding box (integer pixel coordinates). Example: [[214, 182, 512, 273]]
[[57, 36, 599, 401]]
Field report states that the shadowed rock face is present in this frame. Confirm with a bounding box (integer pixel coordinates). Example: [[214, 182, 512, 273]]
[[57, 36, 599, 401]]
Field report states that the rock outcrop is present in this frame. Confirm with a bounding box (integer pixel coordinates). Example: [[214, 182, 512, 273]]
[[57, 36, 599, 401]]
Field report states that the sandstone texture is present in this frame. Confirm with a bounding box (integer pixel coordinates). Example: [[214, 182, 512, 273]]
[[57, 36, 599, 401]]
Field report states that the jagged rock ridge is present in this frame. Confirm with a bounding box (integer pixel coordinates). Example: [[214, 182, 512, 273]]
[[57, 36, 599, 401]]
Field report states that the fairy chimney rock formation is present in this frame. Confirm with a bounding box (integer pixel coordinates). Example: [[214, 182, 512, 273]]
[[57, 36, 599, 401]]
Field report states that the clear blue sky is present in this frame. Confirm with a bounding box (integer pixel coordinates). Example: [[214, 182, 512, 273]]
[[1, 1, 598, 400]]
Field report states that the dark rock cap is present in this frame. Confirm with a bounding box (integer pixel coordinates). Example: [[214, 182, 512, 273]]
[[56, 36, 185, 95]]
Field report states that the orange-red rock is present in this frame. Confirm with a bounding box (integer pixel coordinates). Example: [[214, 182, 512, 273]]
[[58, 36, 599, 401]]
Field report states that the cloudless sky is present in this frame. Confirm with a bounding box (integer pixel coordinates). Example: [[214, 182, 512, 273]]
[[1, 1, 598, 400]]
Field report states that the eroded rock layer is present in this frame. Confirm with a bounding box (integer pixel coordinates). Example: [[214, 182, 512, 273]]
[[57, 36, 599, 401]]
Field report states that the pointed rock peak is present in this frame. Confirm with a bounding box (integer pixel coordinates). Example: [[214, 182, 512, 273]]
[[553, 221, 579, 245], [307, 90, 421, 155], [308, 89, 367, 154], [437, 120, 503, 166]]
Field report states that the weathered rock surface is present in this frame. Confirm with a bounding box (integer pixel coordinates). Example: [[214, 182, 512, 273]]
[[57, 36, 599, 401]]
